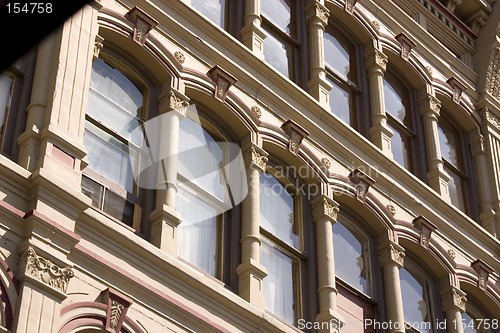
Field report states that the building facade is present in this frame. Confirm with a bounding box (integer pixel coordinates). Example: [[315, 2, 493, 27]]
[[0, 0, 499, 332]]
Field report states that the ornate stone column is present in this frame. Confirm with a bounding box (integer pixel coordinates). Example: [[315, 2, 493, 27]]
[[365, 48, 393, 157], [241, 0, 266, 59], [378, 240, 405, 333], [311, 194, 344, 333], [419, 94, 451, 199], [150, 87, 189, 256], [440, 286, 467, 333], [13, 246, 74, 333], [236, 144, 268, 309], [306, 0, 332, 110]]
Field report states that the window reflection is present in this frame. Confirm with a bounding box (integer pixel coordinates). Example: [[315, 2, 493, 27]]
[[263, 29, 291, 78], [261, 0, 291, 34], [191, 0, 226, 28], [400, 268, 432, 333], [324, 33, 350, 78], [333, 220, 368, 294]]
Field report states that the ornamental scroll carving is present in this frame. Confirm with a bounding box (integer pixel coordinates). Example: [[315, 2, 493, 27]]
[[395, 32, 417, 61], [365, 49, 388, 71], [446, 77, 466, 103], [305, 1, 330, 25], [348, 168, 375, 203], [249, 147, 268, 171], [484, 108, 500, 130], [20, 247, 73, 293], [485, 40, 500, 100]]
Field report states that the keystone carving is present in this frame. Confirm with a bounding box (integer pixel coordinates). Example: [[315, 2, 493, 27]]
[[446, 77, 466, 103], [413, 215, 437, 249], [207, 65, 237, 102], [281, 119, 309, 155], [348, 168, 375, 202], [471, 259, 493, 291], [125, 7, 158, 46], [104, 288, 133, 333], [395, 32, 417, 61]]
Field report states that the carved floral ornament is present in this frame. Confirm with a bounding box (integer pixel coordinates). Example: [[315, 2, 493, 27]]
[[485, 37, 500, 100], [20, 246, 74, 294], [365, 49, 388, 71], [247, 146, 268, 171], [305, 1, 330, 25], [483, 108, 500, 131], [174, 51, 185, 64], [125, 7, 158, 46], [103, 288, 133, 333]]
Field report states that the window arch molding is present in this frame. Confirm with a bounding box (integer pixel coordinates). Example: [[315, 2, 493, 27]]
[[96, 10, 181, 87], [324, 1, 377, 44], [458, 280, 500, 324]]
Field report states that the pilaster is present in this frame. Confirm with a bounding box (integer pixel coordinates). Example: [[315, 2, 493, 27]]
[[241, 0, 266, 59]]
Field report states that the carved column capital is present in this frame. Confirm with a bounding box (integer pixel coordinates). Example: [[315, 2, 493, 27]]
[[158, 88, 190, 116], [19, 246, 74, 295], [440, 286, 467, 313], [378, 241, 405, 268], [311, 195, 339, 223], [419, 94, 441, 118], [305, 1, 330, 27], [413, 215, 437, 249], [244, 145, 268, 173], [125, 7, 158, 46], [365, 48, 388, 72]]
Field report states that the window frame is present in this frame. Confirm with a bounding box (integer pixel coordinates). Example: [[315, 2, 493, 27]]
[[259, 164, 308, 326]]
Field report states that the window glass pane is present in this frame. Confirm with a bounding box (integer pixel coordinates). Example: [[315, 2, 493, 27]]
[[0, 74, 12, 129], [444, 165, 465, 211], [260, 173, 298, 248], [84, 122, 136, 193], [438, 121, 460, 168], [103, 190, 135, 226], [333, 221, 368, 294], [81, 175, 104, 209], [87, 59, 143, 145], [388, 123, 410, 169], [328, 80, 351, 125], [261, 0, 291, 34], [176, 188, 218, 276], [324, 33, 350, 78], [461, 312, 478, 333], [263, 29, 290, 78], [383, 79, 407, 123], [191, 0, 225, 28], [178, 117, 225, 200], [400, 268, 431, 333], [261, 241, 295, 324]]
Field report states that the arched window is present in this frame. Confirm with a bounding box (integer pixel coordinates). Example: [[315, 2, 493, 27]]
[[383, 71, 417, 171], [175, 107, 241, 288], [82, 57, 147, 228], [259, 169, 305, 325], [261, 0, 304, 83], [437, 112, 472, 213], [324, 28, 359, 127], [400, 260, 442, 333], [461, 299, 497, 333]]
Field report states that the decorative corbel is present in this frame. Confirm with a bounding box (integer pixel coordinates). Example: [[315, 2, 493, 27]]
[[446, 77, 467, 103], [471, 259, 494, 291], [125, 7, 158, 46], [281, 119, 309, 155], [345, 0, 359, 15], [93, 35, 104, 61], [395, 32, 417, 61], [348, 168, 375, 202], [207, 65, 237, 102], [103, 288, 133, 333], [412, 215, 437, 249]]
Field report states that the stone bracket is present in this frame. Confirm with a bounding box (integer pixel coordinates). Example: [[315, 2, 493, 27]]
[[412, 215, 437, 249], [103, 287, 133, 333], [471, 259, 494, 291], [125, 7, 158, 46], [281, 119, 309, 155], [207, 65, 237, 102], [348, 168, 375, 202], [395, 32, 417, 61], [446, 77, 467, 103]]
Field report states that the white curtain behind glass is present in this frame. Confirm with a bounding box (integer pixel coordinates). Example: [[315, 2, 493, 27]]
[[261, 241, 294, 324], [259, 173, 298, 248], [176, 187, 218, 276]]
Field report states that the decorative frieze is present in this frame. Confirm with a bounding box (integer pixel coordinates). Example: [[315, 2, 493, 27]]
[[395, 32, 417, 61], [412, 215, 437, 249], [379, 242, 405, 268], [482, 107, 500, 130], [125, 7, 158, 46], [446, 77, 467, 103], [348, 168, 375, 202], [471, 259, 493, 291], [19, 247, 73, 294], [281, 119, 309, 155], [311, 195, 339, 222], [484, 37, 500, 101], [441, 286, 467, 312], [207, 65, 237, 102]]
